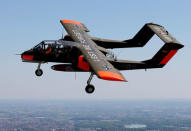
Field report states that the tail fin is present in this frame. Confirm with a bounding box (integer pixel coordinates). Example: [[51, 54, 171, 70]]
[[144, 43, 183, 68], [128, 23, 185, 68], [110, 23, 183, 70]]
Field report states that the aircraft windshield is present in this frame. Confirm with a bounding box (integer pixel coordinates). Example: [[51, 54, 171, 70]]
[[33, 40, 56, 50], [33, 42, 43, 49]]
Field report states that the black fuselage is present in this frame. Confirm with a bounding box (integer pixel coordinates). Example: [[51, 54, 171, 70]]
[[21, 40, 81, 64]]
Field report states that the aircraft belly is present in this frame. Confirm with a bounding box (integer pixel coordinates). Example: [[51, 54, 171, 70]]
[[51, 64, 88, 72]]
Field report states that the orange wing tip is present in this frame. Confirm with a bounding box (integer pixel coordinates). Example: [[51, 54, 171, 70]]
[[97, 71, 126, 82], [60, 20, 83, 26]]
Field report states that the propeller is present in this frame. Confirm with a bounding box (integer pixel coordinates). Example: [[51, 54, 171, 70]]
[[14, 53, 21, 55]]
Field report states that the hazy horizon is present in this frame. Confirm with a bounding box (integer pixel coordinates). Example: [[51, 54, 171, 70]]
[[1, 99, 191, 130]]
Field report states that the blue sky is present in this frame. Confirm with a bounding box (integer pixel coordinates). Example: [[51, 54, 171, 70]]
[[0, 0, 190, 100]]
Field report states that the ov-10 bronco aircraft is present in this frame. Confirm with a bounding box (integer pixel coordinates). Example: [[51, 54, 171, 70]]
[[21, 20, 184, 94]]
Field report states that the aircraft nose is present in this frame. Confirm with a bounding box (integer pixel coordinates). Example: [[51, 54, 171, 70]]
[[21, 50, 34, 61]]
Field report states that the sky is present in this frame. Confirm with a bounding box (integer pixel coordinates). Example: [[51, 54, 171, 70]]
[[0, 0, 190, 100]]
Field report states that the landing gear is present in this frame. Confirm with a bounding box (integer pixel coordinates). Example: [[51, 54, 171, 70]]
[[35, 63, 43, 76], [85, 73, 95, 94], [35, 69, 43, 76], [85, 84, 95, 94]]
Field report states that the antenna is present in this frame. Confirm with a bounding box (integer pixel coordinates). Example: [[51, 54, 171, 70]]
[[61, 26, 64, 39], [61, 32, 64, 39], [75, 72, 77, 80]]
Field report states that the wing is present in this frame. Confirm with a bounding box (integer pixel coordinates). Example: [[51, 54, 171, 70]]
[[60, 20, 126, 82]]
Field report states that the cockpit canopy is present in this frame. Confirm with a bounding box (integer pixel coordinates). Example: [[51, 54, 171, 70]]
[[33, 40, 57, 50], [32, 40, 76, 54]]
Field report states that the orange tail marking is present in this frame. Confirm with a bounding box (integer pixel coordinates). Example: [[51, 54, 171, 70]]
[[160, 50, 178, 64]]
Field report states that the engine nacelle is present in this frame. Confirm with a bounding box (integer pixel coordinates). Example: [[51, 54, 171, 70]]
[[51, 64, 87, 72]]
